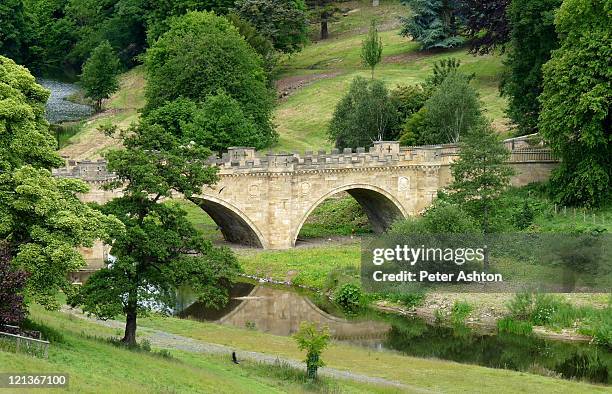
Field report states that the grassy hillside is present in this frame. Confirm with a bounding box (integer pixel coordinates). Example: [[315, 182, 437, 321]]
[[2, 304, 608, 393], [274, 32, 506, 152], [0, 305, 393, 393], [59, 0, 507, 158], [59, 67, 145, 160]]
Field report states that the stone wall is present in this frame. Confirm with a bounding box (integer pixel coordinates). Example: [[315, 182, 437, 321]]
[[54, 141, 559, 259]]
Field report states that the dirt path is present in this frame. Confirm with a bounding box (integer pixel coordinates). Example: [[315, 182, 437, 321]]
[[61, 307, 426, 391], [276, 72, 342, 100]]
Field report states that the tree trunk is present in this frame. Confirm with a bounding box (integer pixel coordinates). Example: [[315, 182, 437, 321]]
[[483, 204, 489, 273], [122, 295, 137, 346], [320, 20, 329, 40]]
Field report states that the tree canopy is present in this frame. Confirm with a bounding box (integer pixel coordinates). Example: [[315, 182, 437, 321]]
[[400, 0, 465, 50], [328, 77, 399, 149], [361, 20, 383, 79], [501, 0, 561, 135], [144, 11, 277, 149], [538, 0, 611, 206], [0, 56, 118, 309], [80, 41, 121, 111], [70, 101, 241, 345], [235, 0, 309, 54]]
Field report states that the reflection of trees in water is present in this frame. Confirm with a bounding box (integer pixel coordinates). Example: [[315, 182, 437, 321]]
[[384, 316, 610, 384]]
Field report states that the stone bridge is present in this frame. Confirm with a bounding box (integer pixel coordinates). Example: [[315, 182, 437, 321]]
[[55, 140, 558, 253]]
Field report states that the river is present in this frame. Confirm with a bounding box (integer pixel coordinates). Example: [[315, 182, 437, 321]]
[[38, 79, 93, 124], [178, 284, 611, 384]]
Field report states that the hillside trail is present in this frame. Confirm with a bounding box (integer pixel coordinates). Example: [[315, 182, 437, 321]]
[[60, 306, 432, 392]]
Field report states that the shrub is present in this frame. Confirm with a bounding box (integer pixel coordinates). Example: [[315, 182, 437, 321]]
[[293, 322, 330, 379], [450, 301, 472, 326], [333, 283, 364, 315]]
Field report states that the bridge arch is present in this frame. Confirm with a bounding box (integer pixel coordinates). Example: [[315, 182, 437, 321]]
[[189, 195, 267, 248], [293, 184, 407, 246]]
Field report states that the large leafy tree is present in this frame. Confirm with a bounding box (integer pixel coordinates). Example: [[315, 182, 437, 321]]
[[235, 0, 308, 54], [70, 116, 241, 345], [501, 0, 561, 135], [80, 41, 121, 111], [0, 0, 33, 64], [0, 57, 117, 309], [538, 0, 611, 207], [400, 0, 464, 50], [144, 11, 276, 148], [459, 0, 510, 55], [328, 77, 399, 149]]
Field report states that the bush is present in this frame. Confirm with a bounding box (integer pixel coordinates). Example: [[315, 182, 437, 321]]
[[144, 11, 276, 148], [333, 283, 364, 315], [507, 292, 565, 326], [293, 322, 330, 379], [328, 77, 400, 149], [450, 301, 472, 326], [388, 203, 479, 235]]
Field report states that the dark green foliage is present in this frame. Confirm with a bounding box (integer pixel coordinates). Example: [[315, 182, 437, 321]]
[[391, 84, 431, 124], [425, 57, 473, 86], [226, 12, 278, 83], [501, 0, 561, 135], [80, 41, 120, 111], [400, 0, 464, 49], [447, 123, 514, 234], [71, 114, 241, 345], [361, 20, 383, 79], [183, 91, 265, 152], [235, 0, 308, 54], [538, 0, 611, 207], [0, 0, 32, 64], [328, 77, 399, 149], [514, 200, 535, 230], [399, 107, 429, 146], [459, 0, 510, 54], [402, 73, 482, 145], [144, 11, 276, 149], [389, 203, 479, 235], [333, 283, 364, 315]]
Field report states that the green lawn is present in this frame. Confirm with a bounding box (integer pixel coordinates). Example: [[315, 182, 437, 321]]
[[4, 304, 607, 393], [0, 305, 394, 393], [274, 29, 507, 152]]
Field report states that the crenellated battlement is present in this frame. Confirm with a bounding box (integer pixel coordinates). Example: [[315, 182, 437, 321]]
[[53, 141, 556, 182]]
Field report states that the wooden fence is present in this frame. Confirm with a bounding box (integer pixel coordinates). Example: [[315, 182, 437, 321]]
[[0, 330, 50, 358]]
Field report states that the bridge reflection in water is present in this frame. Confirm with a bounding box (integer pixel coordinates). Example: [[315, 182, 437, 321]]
[[177, 285, 390, 340]]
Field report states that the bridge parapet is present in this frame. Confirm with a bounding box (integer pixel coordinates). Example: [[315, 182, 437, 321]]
[[53, 142, 556, 182]]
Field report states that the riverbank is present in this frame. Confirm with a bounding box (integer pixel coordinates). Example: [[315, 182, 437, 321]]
[[20, 303, 608, 392]]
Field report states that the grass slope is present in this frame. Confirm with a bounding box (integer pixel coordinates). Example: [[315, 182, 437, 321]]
[[58, 67, 145, 160], [59, 1, 507, 157], [0, 305, 392, 393], [4, 305, 608, 393]]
